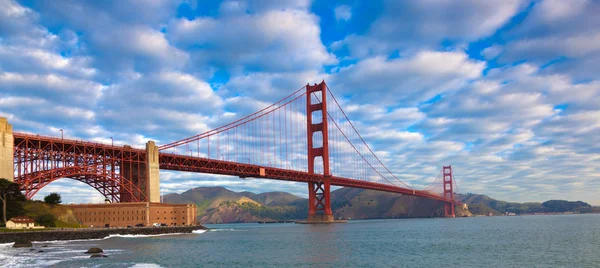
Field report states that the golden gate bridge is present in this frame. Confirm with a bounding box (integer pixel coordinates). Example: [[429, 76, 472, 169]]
[[3, 81, 460, 222]]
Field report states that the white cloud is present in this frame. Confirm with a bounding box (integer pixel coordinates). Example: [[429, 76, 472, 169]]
[[497, 0, 600, 80], [334, 5, 352, 21], [168, 8, 337, 73], [481, 45, 502, 60], [331, 50, 485, 105], [333, 0, 525, 58], [2, 0, 600, 206]]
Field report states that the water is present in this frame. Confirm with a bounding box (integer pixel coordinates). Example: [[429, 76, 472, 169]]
[[2, 214, 600, 267]]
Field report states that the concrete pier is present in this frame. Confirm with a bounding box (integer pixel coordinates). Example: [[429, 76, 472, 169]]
[[146, 141, 160, 203], [0, 117, 13, 182]]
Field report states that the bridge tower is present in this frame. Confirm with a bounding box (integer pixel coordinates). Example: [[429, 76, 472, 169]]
[[119, 141, 160, 203], [0, 117, 13, 182], [306, 81, 334, 223], [443, 165, 455, 217]]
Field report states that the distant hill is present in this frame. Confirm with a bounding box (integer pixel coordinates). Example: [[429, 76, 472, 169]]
[[239, 191, 304, 207], [456, 193, 594, 215], [331, 187, 471, 219], [163, 186, 470, 223], [163, 186, 245, 216], [163, 186, 308, 223], [162, 187, 597, 224]]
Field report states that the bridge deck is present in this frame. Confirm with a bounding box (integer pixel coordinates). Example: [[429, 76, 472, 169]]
[[12, 132, 458, 205], [159, 153, 457, 204]]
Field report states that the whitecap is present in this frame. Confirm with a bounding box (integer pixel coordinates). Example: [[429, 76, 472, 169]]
[[129, 263, 164, 268], [208, 228, 246, 232], [106, 233, 186, 238]]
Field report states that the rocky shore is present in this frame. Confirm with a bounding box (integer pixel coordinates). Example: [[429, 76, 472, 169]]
[[0, 225, 207, 244]]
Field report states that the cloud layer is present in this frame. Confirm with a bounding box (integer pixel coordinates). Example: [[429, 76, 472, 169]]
[[1, 0, 599, 205]]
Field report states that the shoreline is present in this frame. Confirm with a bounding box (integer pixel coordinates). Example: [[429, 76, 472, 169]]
[[0, 225, 208, 244]]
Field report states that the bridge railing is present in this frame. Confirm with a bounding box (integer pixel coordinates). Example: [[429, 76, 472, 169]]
[[13, 132, 146, 152]]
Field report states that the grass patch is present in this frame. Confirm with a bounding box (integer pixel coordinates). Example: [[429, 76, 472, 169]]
[[55, 220, 83, 228]]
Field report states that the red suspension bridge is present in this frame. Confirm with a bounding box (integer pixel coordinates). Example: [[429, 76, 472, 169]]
[[2, 81, 460, 221]]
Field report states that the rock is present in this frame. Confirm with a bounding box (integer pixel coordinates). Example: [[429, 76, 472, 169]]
[[42, 244, 49, 247], [29, 248, 36, 251], [13, 239, 33, 248], [85, 247, 104, 254], [90, 254, 108, 258], [38, 250, 44, 253]]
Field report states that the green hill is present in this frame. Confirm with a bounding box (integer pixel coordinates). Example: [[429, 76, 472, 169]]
[[239, 191, 303, 207], [163, 186, 245, 217], [0, 200, 82, 228], [163, 186, 471, 223], [163, 186, 597, 224], [456, 193, 593, 215], [22, 201, 81, 227], [331, 187, 471, 219], [163, 186, 308, 223]]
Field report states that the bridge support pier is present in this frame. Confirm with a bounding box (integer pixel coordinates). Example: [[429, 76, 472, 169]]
[[307, 180, 334, 222], [0, 117, 13, 182], [146, 141, 160, 203], [119, 141, 160, 203]]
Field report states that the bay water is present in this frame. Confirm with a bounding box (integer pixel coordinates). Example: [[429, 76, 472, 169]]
[[2, 214, 599, 267]]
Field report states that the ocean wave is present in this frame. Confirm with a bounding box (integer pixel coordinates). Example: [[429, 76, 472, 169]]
[[14, 231, 201, 245], [106, 233, 187, 238], [129, 263, 164, 268], [192, 230, 206, 234], [209, 228, 247, 232], [34, 237, 108, 244], [0, 250, 65, 268]]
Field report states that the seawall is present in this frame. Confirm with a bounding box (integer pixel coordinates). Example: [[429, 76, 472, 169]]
[[0, 225, 207, 244]]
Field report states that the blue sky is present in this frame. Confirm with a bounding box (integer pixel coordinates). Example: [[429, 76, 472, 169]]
[[1, 0, 599, 204]]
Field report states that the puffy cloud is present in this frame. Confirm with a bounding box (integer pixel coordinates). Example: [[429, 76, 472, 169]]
[[96, 71, 224, 142], [18, 0, 187, 80], [219, 70, 327, 101], [0, 46, 96, 78], [1, 0, 600, 206], [334, 5, 352, 21], [167, 7, 337, 73], [0, 72, 104, 108], [333, 0, 525, 58], [497, 0, 600, 80], [330, 50, 485, 105]]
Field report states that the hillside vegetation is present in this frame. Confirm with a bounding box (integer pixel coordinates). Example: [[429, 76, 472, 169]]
[[22, 201, 81, 227], [163, 186, 471, 224], [457, 193, 595, 215]]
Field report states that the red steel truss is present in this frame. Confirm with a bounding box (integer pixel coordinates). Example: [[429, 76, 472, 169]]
[[13, 133, 147, 202], [12, 133, 457, 208]]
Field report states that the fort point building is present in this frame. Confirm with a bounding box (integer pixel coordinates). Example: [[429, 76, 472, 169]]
[[68, 202, 198, 228]]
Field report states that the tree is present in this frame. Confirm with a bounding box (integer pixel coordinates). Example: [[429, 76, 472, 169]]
[[44, 193, 62, 205], [0, 178, 26, 225], [35, 213, 56, 227]]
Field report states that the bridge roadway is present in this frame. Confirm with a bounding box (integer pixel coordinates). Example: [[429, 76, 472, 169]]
[[12, 132, 456, 205], [159, 152, 454, 204]]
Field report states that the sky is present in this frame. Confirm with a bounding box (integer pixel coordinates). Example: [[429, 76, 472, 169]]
[[1, 0, 599, 205]]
